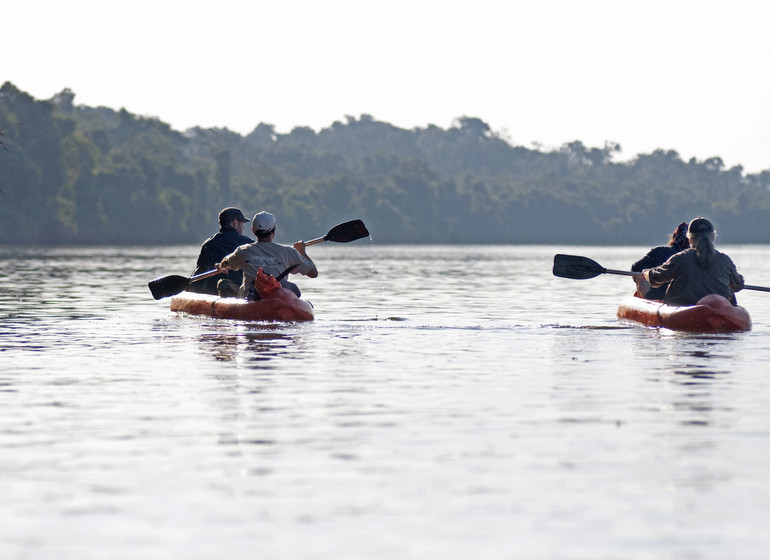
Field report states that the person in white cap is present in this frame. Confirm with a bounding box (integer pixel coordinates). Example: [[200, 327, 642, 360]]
[[189, 207, 253, 296], [216, 211, 318, 299]]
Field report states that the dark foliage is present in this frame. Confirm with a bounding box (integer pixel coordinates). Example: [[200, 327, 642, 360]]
[[2, 82, 769, 245]]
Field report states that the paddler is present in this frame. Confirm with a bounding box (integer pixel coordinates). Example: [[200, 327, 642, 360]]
[[630, 221, 689, 299], [642, 217, 745, 306], [215, 211, 318, 299], [188, 207, 253, 297]]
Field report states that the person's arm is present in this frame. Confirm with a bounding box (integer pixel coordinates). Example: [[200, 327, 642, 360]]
[[216, 249, 243, 273], [292, 241, 318, 278], [727, 257, 745, 292], [644, 254, 678, 288]]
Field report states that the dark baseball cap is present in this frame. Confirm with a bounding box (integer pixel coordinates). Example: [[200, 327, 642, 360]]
[[218, 207, 250, 225], [688, 216, 713, 235]]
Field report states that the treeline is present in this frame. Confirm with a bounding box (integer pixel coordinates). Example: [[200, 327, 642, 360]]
[[1, 81, 770, 246]]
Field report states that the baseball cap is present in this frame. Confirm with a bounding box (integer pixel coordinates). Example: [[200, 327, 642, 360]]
[[252, 211, 277, 233], [688, 217, 714, 235], [218, 207, 250, 226]]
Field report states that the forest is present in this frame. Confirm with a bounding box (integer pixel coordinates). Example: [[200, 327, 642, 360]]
[[1, 81, 769, 246]]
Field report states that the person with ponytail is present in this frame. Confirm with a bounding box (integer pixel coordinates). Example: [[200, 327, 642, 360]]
[[642, 217, 745, 306]]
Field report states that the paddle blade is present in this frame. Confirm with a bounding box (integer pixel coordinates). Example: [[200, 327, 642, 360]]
[[325, 219, 370, 243], [148, 274, 191, 300], [552, 254, 606, 280]]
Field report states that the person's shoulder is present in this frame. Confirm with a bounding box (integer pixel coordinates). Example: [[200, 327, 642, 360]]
[[671, 248, 696, 261], [714, 249, 736, 263], [656, 247, 689, 266], [632, 245, 675, 271], [231, 241, 255, 254], [650, 245, 676, 258], [199, 232, 220, 247], [220, 228, 252, 241], [279, 242, 300, 255]]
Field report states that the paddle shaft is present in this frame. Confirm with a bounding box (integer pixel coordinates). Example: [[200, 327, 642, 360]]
[[594, 270, 770, 294], [554, 254, 770, 292], [604, 268, 770, 292], [149, 219, 368, 299], [191, 263, 297, 284], [189, 269, 221, 283], [604, 268, 643, 278], [744, 284, 770, 293], [304, 236, 329, 246]]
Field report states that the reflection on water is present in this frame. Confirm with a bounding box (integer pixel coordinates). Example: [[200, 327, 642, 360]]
[[673, 346, 732, 382], [1, 244, 769, 559], [199, 327, 297, 363]]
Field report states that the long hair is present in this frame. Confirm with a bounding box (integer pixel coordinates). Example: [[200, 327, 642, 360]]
[[687, 217, 716, 268], [668, 222, 689, 251]]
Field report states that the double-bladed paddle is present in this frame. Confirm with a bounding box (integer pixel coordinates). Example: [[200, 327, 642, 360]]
[[552, 254, 770, 292], [148, 219, 370, 300]]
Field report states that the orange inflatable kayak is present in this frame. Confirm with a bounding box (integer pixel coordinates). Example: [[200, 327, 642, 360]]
[[617, 294, 751, 333], [170, 288, 314, 322]]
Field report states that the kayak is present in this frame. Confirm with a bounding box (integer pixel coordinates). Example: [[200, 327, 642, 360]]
[[617, 294, 751, 333], [170, 288, 314, 322]]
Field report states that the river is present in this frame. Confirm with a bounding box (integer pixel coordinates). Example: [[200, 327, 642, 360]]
[[1, 243, 769, 559]]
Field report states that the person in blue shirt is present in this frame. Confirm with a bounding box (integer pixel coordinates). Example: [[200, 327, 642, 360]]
[[631, 221, 689, 299], [188, 207, 253, 296]]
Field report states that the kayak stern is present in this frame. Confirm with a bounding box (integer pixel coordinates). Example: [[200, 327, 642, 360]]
[[617, 294, 751, 333]]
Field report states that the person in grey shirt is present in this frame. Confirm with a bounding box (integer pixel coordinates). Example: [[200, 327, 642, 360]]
[[643, 217, 744, 306], [216, 211, 318, 299]]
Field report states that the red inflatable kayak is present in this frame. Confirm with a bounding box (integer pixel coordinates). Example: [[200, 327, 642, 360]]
[[170, 288, 314, 322], [617, 294, 751, 333]]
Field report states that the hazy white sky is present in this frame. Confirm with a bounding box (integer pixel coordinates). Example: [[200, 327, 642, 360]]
[[6, 0, 770, 172]]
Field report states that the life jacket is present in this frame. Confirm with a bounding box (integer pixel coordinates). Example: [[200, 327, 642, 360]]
[[254, 268, 282, 298]]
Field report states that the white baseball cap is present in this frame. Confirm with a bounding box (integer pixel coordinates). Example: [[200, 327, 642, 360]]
[[252, 211, 277, 233]]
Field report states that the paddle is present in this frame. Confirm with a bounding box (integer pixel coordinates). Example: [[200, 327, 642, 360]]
[[552, 254, 770, 292], [148, 220, 370, 299]]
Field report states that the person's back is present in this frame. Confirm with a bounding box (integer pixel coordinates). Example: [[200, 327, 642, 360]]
[[648, 248, 741, 305], [188, 207, 253, 295], [217, 211, 318, 299], [645, 217, 744, 306], [231, 241, 310, 279]]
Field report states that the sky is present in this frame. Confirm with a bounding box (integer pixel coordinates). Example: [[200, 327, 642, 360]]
[[6, 0, 770, 172]]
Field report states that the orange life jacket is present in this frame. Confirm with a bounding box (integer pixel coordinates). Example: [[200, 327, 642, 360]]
[[255, 268, 282, 298]]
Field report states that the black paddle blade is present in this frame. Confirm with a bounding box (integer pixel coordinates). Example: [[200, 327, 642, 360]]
[[148, 275, 191, 300], [552, 254, 606, 280], [325, 219, 369, 243]]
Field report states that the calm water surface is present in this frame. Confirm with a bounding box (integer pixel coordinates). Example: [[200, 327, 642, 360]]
[[1, 243, 770, 559]]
